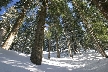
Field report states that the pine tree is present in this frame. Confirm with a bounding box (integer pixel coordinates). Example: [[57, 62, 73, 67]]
[[30, 0, 48, 65], [72, 0, 108, 57], [2, 0, 32, 50]]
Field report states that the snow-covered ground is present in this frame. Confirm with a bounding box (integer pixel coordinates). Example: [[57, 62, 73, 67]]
[[0, 48, 108, 72]]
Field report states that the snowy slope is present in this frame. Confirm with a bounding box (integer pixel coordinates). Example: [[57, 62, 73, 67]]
[[0, 48, 108, 72]]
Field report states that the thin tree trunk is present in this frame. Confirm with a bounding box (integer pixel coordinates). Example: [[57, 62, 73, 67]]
[[48, 39, 51, 59], [67, 40, 73, 58], [0, 28, 3, 47], [30, 0, 47, 65], [72, 1, 108, 58], [2, 0, 31, 50], [56, 35, 60, 58], [72, 41, 78, 54]]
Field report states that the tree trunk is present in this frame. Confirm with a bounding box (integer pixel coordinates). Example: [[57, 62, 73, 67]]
[[56, 35, 60, 58], [2, 0, 31, 50], [2, 11, 25, 50], [0, 28, 4, 47], [30, 0, 47, 65], [48, 39, 51, 59], [72, 1, 108, 58], [67, 40, 73, 58], [73, 43, 77, 54]]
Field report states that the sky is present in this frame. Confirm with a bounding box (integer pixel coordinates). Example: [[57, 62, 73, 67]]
[[0, 1, 73, 14], [0, 0, 20, 15]]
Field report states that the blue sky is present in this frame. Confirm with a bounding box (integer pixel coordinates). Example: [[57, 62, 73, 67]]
[[0, 0, 20, 15], [68, 3, 73, 9], [0, 1, 73, 15]]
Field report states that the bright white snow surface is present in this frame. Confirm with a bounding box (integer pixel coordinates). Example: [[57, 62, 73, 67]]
[[0, 48, 108, 72]]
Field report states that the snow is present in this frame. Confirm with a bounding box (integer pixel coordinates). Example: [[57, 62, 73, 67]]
[[0, 48, 108, 72]]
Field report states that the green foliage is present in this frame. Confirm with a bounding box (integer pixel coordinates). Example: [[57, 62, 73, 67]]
[[45, 30, 52, 39], [1, 0, 108, 54], [0, 0, 12, 10], [71, 0, 108, 50]]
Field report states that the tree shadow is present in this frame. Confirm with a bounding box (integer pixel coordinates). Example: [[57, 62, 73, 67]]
[[0, 48, 73, 72], [0, 48, 107, 72]]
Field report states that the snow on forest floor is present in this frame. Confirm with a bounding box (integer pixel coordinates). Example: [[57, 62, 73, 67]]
[[0, 48, 108, 72]]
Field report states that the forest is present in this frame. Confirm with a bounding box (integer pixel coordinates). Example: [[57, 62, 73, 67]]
[[0, 0, 108, 66]]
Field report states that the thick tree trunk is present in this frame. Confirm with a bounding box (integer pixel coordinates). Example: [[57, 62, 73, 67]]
[[2, 11, 25, 50], [30, 0, 47, 65], [72, 1, 108, 58], [2, 0, 31, 50], [48, 39, 51, 59]]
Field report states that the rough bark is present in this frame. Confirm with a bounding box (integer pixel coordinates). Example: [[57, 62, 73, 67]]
[[30, 0, 47, 65], [72, 1, 108, 58], [2, 0, 31, 50]]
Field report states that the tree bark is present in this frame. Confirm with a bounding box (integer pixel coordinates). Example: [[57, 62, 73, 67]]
[[2, 0, 31, 50], [0, 28, 4, 47], [56, 35, 60, 58], [30, 0, 47, 65], [67, 40, 73, 58], [2, 11, 25, 50], [48, 39, 51, 59]]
